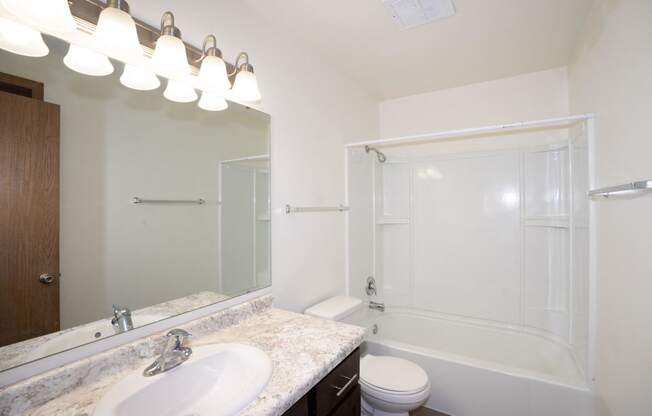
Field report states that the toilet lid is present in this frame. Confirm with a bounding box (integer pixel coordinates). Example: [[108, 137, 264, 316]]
[[360, 355, 429, 394]]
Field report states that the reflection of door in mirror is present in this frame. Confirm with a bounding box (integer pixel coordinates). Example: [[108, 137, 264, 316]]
[[0, 73, 60, 347]]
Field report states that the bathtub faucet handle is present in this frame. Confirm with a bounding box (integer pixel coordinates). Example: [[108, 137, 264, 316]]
[[366, 276, 377, 297]]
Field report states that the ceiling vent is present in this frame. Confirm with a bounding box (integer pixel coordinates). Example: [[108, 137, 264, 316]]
[[383, 0, 456, 30]]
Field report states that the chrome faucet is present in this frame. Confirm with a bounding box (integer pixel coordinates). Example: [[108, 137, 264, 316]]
[[369, 301, 385, 312], [143, 329, 192, 377], [111, 304, 133, 334]]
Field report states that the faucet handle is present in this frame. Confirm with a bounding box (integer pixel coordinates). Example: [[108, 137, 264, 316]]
[[112, 304, 131, 317], [166, 329, 191, 349]]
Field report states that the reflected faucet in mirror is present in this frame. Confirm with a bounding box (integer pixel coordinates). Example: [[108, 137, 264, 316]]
[[143, 329, 193, 377], [111, 305, 133, 334]]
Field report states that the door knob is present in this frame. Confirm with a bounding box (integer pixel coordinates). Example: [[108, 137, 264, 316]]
[[39, 273, 60, 285]]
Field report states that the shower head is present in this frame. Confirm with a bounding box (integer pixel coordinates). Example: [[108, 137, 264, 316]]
[[365, 145, 387, 163]]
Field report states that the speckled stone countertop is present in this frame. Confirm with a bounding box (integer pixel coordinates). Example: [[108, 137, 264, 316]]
[[0, 296, 366, 416]]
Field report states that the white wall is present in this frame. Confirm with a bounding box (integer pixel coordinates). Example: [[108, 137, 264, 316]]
[[129, 1, 379, 313], [379, 67, 569, 138], [569, 1, 652, 415]]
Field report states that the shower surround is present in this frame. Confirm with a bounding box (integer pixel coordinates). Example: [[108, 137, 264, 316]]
[[345, 116, 595, 416]]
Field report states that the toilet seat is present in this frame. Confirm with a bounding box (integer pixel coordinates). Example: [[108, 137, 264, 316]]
[[360, 355, 429, 395]]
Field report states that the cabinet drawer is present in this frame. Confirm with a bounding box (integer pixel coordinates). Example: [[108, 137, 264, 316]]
[[330, 385, 361, 416], [313, 349, 360, 416]]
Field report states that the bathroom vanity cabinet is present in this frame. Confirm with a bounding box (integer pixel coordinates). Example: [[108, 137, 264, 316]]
[[284, 348, 361, 416]]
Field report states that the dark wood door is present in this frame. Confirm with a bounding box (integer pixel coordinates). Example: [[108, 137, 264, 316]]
[[0, 90, 60, 347]]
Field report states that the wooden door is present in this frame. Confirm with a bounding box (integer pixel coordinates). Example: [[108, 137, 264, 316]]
[[0, 90, 60, 347]]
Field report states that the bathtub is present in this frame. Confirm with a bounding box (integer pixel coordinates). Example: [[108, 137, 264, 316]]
[[346, 308, 596, 416]]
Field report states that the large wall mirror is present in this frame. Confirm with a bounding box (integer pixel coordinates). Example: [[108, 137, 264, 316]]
[[0, 36, 271, 372]]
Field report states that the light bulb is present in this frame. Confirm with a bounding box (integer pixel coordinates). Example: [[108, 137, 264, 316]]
[[63, 44, 114, 77], [198, 55, 230, 93], [231, 70, 261, 103], [198, 91, 228, 112], [163, 79, 197, 103], [0, 17, 48, 57], [92, 7, 142, 63], [0, 0, 76, 33], [120, 65, 160, 91], [152, 35, 190, 80]]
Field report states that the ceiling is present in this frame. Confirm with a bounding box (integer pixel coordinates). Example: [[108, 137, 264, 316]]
[[241, 0, 593, 100]]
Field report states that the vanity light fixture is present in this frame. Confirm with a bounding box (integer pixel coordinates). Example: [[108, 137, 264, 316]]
[[0, 0, 76, 33], [230, 52, 262, 103], [0, 16, 48, 57], [63, 44, 114, 77], [0, 3, 264, 106], [199, 91, 229, 112], [197, 35, 231, 93], [92, 0, 143, 64], [151, 11, 190, 80], [120, 64, 160, 91], [164, 79, 198, 103]]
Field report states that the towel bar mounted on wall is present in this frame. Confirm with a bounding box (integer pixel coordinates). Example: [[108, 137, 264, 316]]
[[588, 180, 652, 198], [285, 204, 350, 214], [132, 197, 206, 205]]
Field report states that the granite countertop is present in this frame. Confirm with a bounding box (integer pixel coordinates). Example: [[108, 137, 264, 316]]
[[5, 302, 366, 416]]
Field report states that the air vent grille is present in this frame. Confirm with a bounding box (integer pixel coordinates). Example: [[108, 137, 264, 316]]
[[383, 0, 456, 30]]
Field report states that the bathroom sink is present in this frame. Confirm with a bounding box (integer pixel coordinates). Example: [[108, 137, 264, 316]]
[[28, 314, 167, 361], [93, 343, 273, 416]]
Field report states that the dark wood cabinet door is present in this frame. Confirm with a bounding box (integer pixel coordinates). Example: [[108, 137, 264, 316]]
[[284, 395, 310, 416], [0, 90, 60, 347]]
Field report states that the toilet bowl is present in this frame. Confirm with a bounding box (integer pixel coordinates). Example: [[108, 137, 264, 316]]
[[304, 296, 431, 416], [360, 354, 430, 416]]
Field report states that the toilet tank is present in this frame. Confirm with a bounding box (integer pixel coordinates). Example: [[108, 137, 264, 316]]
[[304, 296, 363, 321]]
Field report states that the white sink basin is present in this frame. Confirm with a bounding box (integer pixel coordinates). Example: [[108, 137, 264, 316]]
[[93, 343, 273, 416], [28, 314, 167, 361]]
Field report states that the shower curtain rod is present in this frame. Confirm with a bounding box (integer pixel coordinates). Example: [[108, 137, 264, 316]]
[[346, 114, 594, 148]]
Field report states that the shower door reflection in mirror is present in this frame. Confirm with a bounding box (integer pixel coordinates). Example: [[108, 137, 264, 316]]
[[0, 37, 271, 372]]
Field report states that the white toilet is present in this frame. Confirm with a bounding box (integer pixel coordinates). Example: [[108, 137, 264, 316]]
[[305, 296, 431, 416]]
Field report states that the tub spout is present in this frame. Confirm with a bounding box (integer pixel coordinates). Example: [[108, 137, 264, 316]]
[[369, 301, 385, 312]]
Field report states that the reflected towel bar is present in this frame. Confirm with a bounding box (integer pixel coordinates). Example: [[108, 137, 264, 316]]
[[589, 180, 652, 198], [285, 204, 350, 214], [132, 197, 206, 205]]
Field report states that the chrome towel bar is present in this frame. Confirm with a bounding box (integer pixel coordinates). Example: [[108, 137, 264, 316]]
[[285, 204, 350, 214], [589, 180, 652, 198], [132, 197, 206, 205]]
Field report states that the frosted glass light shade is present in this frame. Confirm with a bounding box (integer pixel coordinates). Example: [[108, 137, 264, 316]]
[[92, 7, 142, 63], [0, 0, 76, 33], [198, 91, 228, 112], [151, 35, 190, 80], [0, 17, 48, 57], [231, 70, 261, 103], [63, 44, 114, 77], [120, 65, 160, 91], [198, 56, 231, 93], [163, 79, 197, 103]]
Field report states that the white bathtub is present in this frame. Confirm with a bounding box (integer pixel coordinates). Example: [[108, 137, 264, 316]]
[[346, 308, 596, 416]]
